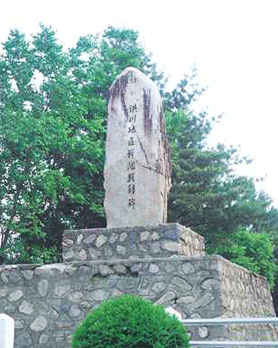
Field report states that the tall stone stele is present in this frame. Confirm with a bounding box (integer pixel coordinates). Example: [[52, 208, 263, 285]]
[[104, 67, 172, 228]]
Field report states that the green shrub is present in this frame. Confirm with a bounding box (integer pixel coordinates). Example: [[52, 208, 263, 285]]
[[72, 294, 190, 348]]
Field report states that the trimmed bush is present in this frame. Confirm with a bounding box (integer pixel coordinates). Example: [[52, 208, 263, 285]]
[[72, 294, 190, 348]]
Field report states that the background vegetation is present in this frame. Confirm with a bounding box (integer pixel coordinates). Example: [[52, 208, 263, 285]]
[[1, 25, 278, 301]]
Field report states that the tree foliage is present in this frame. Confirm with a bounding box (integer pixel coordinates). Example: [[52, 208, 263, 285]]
[[165, 77, 275, 242], [0, 25, 164, 263], [164, 72, 278, 286]]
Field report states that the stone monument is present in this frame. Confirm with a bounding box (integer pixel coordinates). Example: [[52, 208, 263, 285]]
[[104, 67, 172, 228], [0, 67, 276, 348]]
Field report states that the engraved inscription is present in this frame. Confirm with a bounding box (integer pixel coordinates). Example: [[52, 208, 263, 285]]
[[126, 101, 137, 209]]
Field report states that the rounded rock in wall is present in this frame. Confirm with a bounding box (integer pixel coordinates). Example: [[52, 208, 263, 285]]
[[88, 248, 101, 260], [95, 235, 107, 248], [68, 291, 83, 303], [39, 333, 49, 344], [83, 233, 96, 244], [69, 305, 81, 318], [22, 270, 34, 280], [198, 326, 208, 338], [113, 264, 127, 274], [0, 286, 8, 298], [80, 301, 91, 310], [30, 315, 47, 331], [1, 272, 9, 283], [19, 300, 34, 315], [120, 232, 128, 242], [161, 241, 178, 252], [116, 245, 127, 255], [54, 284, 71, 297], [88, 289, 110, 302], [78, 249, 87, 261], [38, 279, 48, 297], [8, 290, 23, 302], [109, 233, 118, 243], [15, 319, 25, 329], [181, 263, 195, 274], [149, 263, 160, 273], [77, 234, 83, 244], [140, 231, 151, 241]]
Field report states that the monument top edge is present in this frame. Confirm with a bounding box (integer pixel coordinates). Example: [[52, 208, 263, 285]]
[[109, 66, 157, 92], [116, 66, 145, 76]]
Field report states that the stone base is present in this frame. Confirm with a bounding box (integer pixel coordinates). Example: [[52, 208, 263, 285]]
[[62, 223, 205, 262], [0, 225, 276, 347], [0, 257, 276, 347]]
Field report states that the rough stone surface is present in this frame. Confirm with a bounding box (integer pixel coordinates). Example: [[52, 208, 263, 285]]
[[19, 300, 34, 315], [8, 290, 23, 302], [0, 254, 276, 348], [38, 280, 48, 297], [104, 67, 172, 228], [219, 256, 277, 340], [63, 223, 205, 262], [30, 316, 47, 332]]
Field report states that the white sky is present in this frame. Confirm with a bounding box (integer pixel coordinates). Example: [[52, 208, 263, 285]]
[[1, 0, 278, 205]]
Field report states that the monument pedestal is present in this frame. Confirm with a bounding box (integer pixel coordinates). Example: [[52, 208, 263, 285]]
[[0, 224, 276, 348], [63, 223, 205, 262], [63, 224, 276, 342]]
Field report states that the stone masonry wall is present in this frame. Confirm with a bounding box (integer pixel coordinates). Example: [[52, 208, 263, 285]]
[[219, 256, 277, 340], [63, 223, 205, 262], [0, 256, 224, 348], [0, 225, 276, 347], [0, 255, 276, 348]]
